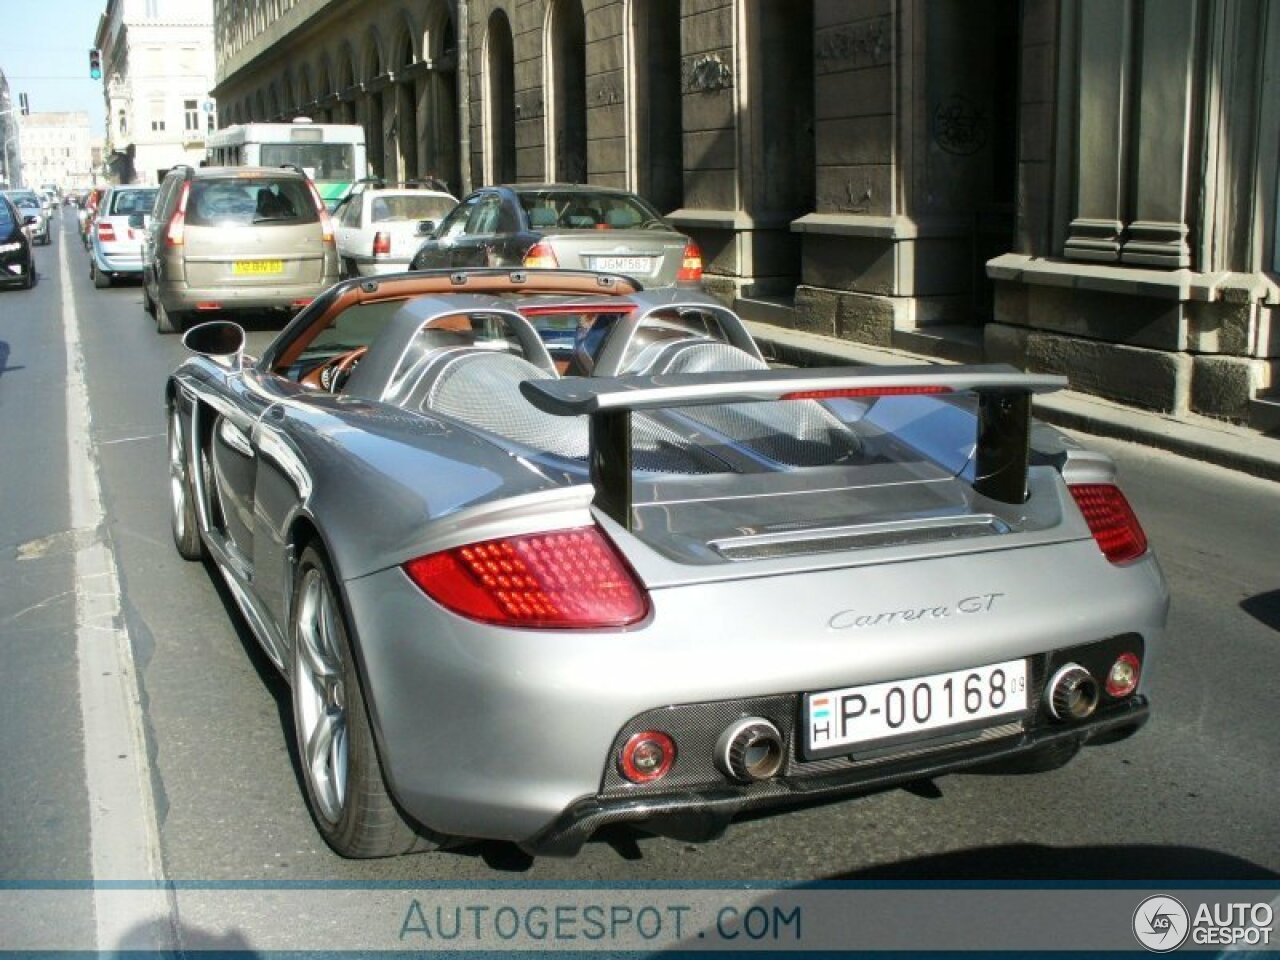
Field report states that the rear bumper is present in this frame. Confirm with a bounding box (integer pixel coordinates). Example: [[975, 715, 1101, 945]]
[[160, 280, 334, 313], [92, 244, 145, 274], [521, 698, 1149, 857]]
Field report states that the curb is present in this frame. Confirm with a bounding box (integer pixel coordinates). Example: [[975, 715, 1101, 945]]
[[745, 320, 1280, 484]]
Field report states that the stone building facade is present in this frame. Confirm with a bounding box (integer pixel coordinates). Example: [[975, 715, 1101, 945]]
[[16, 114, 96, 190], [211, 0, 1280, 424], [95, 0, 218, 185]]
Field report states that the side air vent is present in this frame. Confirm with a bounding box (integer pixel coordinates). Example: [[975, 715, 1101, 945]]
[[709, 515, 1009, 561]]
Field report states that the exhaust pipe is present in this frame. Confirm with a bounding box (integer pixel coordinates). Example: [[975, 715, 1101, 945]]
[[1047, 663, 1100, 721], [716, 717, 785, 782]]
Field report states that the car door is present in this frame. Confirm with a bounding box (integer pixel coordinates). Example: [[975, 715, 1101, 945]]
[[333, 192, 363, 263], [450, 192, 505, 267], [413, 194, 479, 269], [207, 372, 271, 574]]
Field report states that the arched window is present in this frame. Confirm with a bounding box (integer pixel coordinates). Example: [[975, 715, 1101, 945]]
[[545, 0, 587, 183], [485, 10, 516, 183]]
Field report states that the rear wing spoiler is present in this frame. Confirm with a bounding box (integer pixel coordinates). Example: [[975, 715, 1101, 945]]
[[521, 365, 1068, 530]]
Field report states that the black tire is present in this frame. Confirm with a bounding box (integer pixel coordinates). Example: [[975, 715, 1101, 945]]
[[20, 267, 33, 290], [290, 544, 431, 858], [142, 283, 156, 316], [156, 299, 184, 334], [167, 405, 204, 561], [92, 262, 111, 288]]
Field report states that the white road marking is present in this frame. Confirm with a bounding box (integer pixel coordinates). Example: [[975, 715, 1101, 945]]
[[60, 236, 174, 950]]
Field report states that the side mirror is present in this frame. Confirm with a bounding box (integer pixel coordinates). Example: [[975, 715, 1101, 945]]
[[182, 321, 247, 370], [416, 219, 437, 237]]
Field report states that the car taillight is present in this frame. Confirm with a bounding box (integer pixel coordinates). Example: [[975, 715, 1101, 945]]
[[1105, 652, 1141, 698], [373, 231, 391, 257], [403, 526, 648, 629], [676, 240, 703, 282], [166, 182, 190, 247], [96, 221, 117, 242], [305, 181, 335, 245], [523, 241, 559, 269], [1068, 483, 1149, 564], [782, 386, 953, 400]]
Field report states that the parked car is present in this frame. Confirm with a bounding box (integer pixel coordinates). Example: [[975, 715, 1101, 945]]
[[140, 164, 341, 334], [165, 267, 1168, 859], [0, 194, 35, 289], [409, 184, 702, 287], [88, 186, 158, 287], [3, 190, 49, 246], [333, 182, 457, 277]]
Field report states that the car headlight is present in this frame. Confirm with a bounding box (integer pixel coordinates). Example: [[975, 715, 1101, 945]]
[[0, 242, 22, 253]]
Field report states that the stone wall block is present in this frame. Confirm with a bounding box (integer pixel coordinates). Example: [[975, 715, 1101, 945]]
[[1191, 354, 1264, 420], [1020, 285, 1185, 351], [985, 322, 1031, 366], [792, 286, 842, 336], [1026, 333, 1190, 412]]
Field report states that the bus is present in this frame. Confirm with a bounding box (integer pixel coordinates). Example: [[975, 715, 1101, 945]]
[[206, 119, 367, 210]]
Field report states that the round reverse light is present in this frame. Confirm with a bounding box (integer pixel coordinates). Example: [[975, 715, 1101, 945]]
[[619, 731, 676, 783], [1106, 653, 1141, 698]]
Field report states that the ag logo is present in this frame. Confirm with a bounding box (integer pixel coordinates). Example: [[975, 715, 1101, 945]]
[[1133, 895, 1190, 952]]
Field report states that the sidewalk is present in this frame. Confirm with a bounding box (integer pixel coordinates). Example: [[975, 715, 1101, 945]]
[[745, 320, 1280, 484]]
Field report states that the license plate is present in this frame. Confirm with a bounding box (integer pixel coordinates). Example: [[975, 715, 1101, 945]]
[[592, 256, 652, 273], [804, 658, 1028, 759], [233, 260, 284, 275]]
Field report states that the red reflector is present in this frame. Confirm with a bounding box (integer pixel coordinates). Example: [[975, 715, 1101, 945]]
[[403, 526, 648, 629], [1068, 484, 1149, 564], [373, 231, 391, 256], [619, 731, 676, 783], [195, 302, 221, 311], [1105, 652, 1141, 698], [782, 385, 953, 400], [676, 240, 703, 282], [291, 298, 314, 308]]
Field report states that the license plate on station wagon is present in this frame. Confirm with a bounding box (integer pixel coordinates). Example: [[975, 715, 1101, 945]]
[[592, 256, 652, 273], [233, 260, 284, 275], [804, 658, 1028, 759]]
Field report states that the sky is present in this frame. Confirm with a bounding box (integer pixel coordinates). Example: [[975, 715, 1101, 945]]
[[0, 0, 110, 133]]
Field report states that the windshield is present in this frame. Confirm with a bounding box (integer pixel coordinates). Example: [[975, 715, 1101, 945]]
[[516, 190, 665, 231], [259, 143, 355, 182], [370, 194, 456, 222], [108, 189, 158, 215], [186, 178, 319, 227]]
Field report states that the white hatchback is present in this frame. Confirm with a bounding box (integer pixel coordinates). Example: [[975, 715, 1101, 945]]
[[333, 185, 457, 277]]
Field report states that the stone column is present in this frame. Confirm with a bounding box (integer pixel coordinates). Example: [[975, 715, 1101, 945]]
[[1063, 0, 1134, 262], [1121, 0, 1198, 267]]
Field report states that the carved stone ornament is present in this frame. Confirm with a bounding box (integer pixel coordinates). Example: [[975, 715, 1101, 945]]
[[684, 54, 733, 93]]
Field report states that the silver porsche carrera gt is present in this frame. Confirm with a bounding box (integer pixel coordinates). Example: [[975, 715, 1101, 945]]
[[166, 268, 1170, 858]]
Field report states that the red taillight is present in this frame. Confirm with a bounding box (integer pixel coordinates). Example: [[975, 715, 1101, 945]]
[[1069, 484, 1149, 564], [166, 182, 189, 247], [96, 221, 117, 242], [523, 241, 559, 269], [305, 181, 335, 245], [676, 240, 703, 283], [1105, 652, 1141, 698], [372, 231, 391, 257], [619, 731, 676, 783], [782, 386, 953, 400], [195, 302, 221, 311], [403, 526, 648, 629]]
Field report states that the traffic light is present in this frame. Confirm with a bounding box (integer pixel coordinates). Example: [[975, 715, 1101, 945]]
[[18, 93, 29, 115], [89, 49, 102, 80]]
